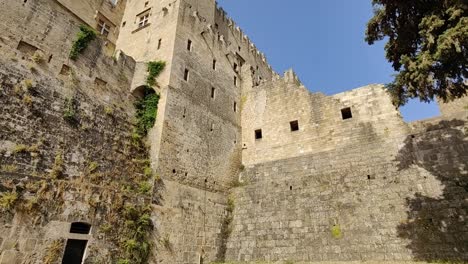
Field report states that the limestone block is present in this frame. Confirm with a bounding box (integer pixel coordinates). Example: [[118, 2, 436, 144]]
[[0, 250, 17, 264]]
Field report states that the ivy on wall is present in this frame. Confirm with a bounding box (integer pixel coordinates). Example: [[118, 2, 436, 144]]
[[146, 61, 165, 87], [69, 25, 97, 60], [134, 87, 160, 138]]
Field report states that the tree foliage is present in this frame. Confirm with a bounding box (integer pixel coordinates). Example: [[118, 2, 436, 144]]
[[366, 0, 467, 106]]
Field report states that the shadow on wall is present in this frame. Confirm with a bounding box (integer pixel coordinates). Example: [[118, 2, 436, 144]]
[[395, 119, 468, 261]]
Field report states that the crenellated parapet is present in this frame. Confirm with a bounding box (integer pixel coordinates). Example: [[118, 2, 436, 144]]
[[178, 0, 276, 81]]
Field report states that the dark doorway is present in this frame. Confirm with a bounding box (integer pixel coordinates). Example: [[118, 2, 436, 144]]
[[62, 239, 87, 264]]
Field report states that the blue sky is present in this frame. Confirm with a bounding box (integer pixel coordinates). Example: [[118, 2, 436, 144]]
[[216, 0, 441, 121]]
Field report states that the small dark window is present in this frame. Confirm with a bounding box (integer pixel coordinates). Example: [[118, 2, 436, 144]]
[[122, 21, 126, 27], [172, 169, 176, 174], [210, 123, 214, 132], [234, 76, 238, 86], [367, 175, 375, 180], [94, 78, 107, 89], [234, 102, 237, 112], [48, 54, 53, 63], [212, 59, 216, 70], [70, 222, 91, 234], [187, 39, 192, 51], [255, 129, 262, 140], [157, 39, 162, 49], [211, 87, 216, 99], [290, 120, 299, 132], [238, 46, 241, 52], [341, 107, 352, 120], [233, 63, 238, 72], [184, 68, 189, 81], [17, 41, 38, 59], [62, 239, 88, 264], [290, 186, 293, 191], [60, 64, 70, 75]]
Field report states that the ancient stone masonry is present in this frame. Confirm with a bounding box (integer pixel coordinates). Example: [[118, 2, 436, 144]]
[[0, 0, 467, 264]]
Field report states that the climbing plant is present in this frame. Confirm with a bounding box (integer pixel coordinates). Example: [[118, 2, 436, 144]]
[[117, 205, 153, 264], [134, 87, 160, 137], [69, 25, 97, 60], [146, 61, 166, 87]]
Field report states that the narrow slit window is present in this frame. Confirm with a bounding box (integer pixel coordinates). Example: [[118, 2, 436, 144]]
[[210, 123, 214, 132], [255, 129, 262, 140], [290, 120, 299, 132], [184, 68, 189, 81], [157, 39, 162, 49], [234, 102, 237, 112], [341, 107, 353, 120], [212, 59, 216, 70], [233, 63, 238, 72], [234, 76, 238, 87], [211, 87, 216, 99], [187, 39, 192, 51]]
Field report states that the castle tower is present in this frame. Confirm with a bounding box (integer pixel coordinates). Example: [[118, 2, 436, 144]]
[[115, 0, 275, 262], [116, 0, 275, 191]]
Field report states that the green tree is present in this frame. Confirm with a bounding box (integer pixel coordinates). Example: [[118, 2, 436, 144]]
[[366, 0, 467, 106]]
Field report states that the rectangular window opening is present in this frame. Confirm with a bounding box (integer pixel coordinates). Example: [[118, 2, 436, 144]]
[[290, 120, 299, 132], [97, 19, 111, 37], [233, 63, 238, 73], [255, 129, 262, 140], [95, 78, 107, 88], [157, 39, 162, 49], [17, 41, 38, 57], [341, 107, 353, 120], [184, 68, 190, 81], [234, 102, 237, 112], [211, 87, 216, 99], [234, 76, 238, 87], [187, 39, 192, 51], [212, 59, 216, 70], [60, 64, 70, 75], [138, 12, 150, 28]]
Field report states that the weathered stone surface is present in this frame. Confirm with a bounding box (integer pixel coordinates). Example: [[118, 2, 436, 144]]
[[0, 0, 467, 264]]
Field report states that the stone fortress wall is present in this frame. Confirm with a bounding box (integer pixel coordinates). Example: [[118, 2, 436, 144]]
[[0, 0, 467, 263], [227, 71, 467, 262], [0, 0, 147, 263], [55, 0, 127, 50]]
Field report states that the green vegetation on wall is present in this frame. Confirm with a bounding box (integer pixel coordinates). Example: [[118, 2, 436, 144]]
[[117, 205, 153, 264], [134, 87, 160, 137], [146, 61, 166, 87], [69, 25, 97, 60], [331, 224, 342, 239]]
